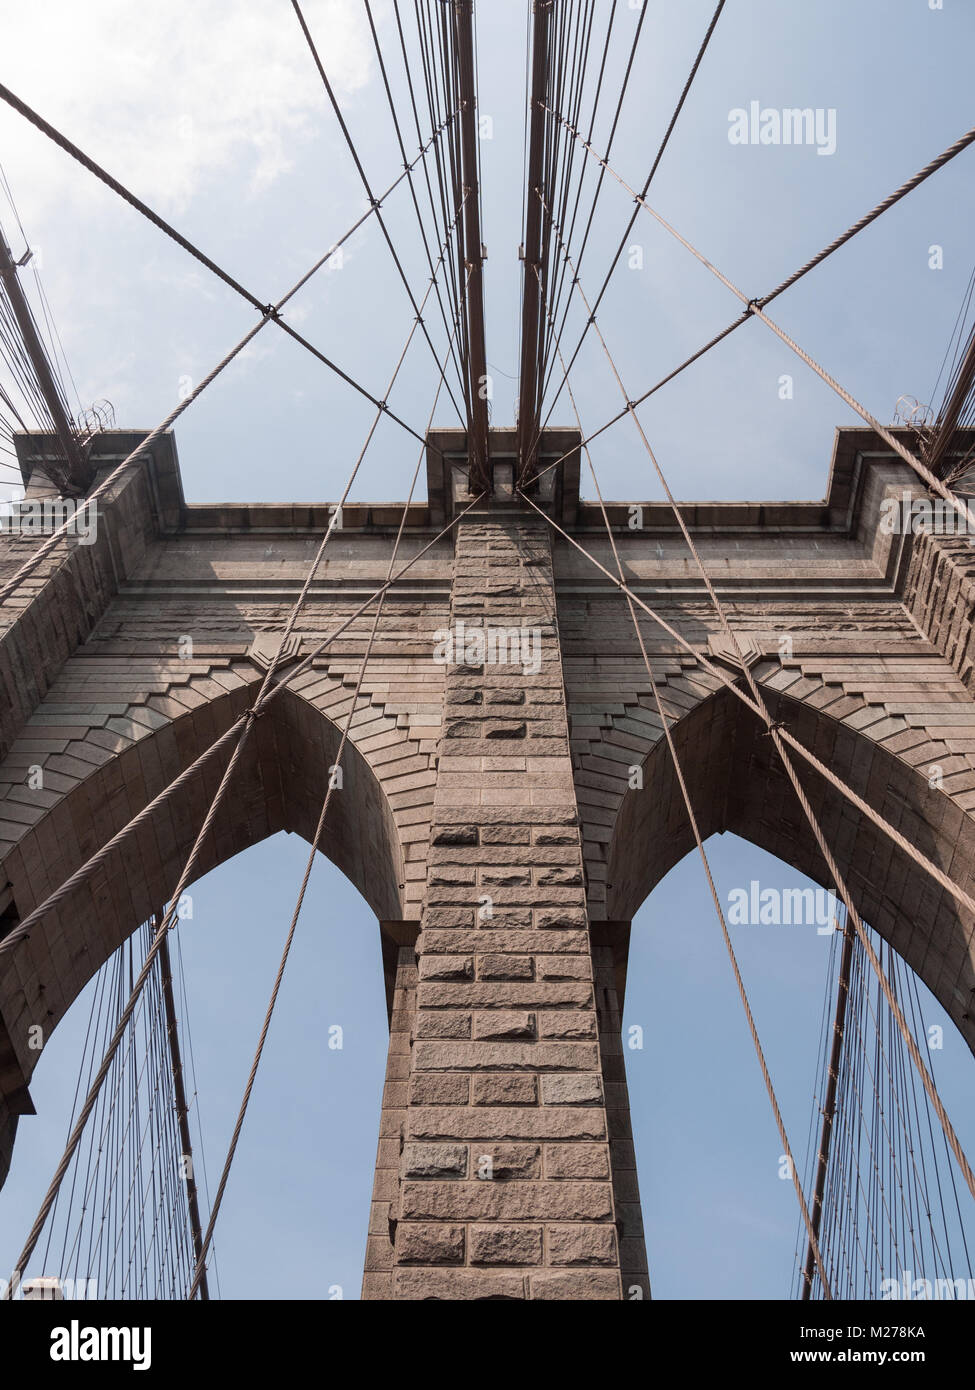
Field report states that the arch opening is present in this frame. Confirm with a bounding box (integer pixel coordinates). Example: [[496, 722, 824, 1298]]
[[0, 680, 405, 1187], [621, 832, 975, 1298], [605, 684, 975, 1056], [0, 834, 390, 1298]]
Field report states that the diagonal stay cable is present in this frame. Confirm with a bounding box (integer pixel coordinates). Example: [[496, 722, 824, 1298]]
[[518, 483, 975, 1209], [2, 247, 477, 1291], [185, 283, 468, 1297], [547, 315, 831, 1295], [538, 109, 975, 525], [0, 80, 261, 311], [290, 0, 466, 426], [0, 243, 472, 973], [0, 492, 485, 965], [0, 78, 455, 326], [530, 115, 975, 492], [519, 231, 975, 1209], [515, 480, 975, 926], [0, 80, 458, 483], [0, 186, 465, 613], [546, 120, 975, 531], [527, 207, 975, 921]]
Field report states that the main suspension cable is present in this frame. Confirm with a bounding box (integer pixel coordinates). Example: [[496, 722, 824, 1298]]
[[528, 114, 975, 492], [518, 226, 975, 1209], [186, 271, 474, 1298], [547, 313, 832, 1295]]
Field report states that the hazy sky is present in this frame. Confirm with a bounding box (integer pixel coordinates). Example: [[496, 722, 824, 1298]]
[[1, 0, 974, 1299]]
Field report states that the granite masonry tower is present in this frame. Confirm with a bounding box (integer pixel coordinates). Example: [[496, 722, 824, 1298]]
[[0, 425, 974, 1299]]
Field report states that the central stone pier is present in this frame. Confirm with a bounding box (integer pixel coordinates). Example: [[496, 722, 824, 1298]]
[[363, 444, 645, 1300]]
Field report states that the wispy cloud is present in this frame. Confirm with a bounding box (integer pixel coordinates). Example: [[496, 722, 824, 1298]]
[[0, 0, 376, 220]]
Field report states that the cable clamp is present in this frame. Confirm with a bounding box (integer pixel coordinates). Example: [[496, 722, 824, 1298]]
[[745, 298, 761, 315], [762, 720, 785, 737]]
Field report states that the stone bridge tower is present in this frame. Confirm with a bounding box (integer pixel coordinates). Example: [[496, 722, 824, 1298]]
[[0, 424, 973, 1300]]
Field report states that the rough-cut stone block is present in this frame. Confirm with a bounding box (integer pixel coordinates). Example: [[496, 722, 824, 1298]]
[[407, 1107, 607, 1141], [401, 1143, 468, 1179], [535, 866, 583, 886], [475, 1143, 540, 1180], [476, 954, 533, 981], [413, 1010, 472, 1039], [471, 1074, 538, 1107], [547, 1224, 619, 1266], [540, 1074, 605, 1106], [432, 825, 479, 846], [529, 1271, 622, 1300], [536, 956, 592, 981], [423, 907, 476, 929], [395, 1223, 465, 1265], [472, 1010, 536, 1040], [535, 907, 588, 929], [544, 1144, 610, 1182], [399, 1180, 614, 1222], [408, 1074, 470, 1107], [393, 1270, 526, 1300], [413, 1040, 598, 1073], [418, 955, 473, 982], [469, 1224, 542, 1265]]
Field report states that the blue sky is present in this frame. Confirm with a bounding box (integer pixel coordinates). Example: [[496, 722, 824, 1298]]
[[1, 0, 974, 1299]]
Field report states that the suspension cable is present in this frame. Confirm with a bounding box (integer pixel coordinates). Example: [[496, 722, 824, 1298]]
[[366, 0, 468, 412], [518, 229, 975, 1210], [0, 167, 467, 613], [529, 114, 975, 492], [0, 79, 455, 324], [0, 489, 484, 962], [547, 315, 832, 1294], [538, 108, 975, 526], [1, 237, 476, 1292], [532, 0, 727, 461], [290, 0, 466, 426], [186, 270, 473, 1297]]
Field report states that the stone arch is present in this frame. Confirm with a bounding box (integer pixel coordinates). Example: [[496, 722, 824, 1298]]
[[0, 667, 420, 1184], [594, 667, 975, 1055]]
